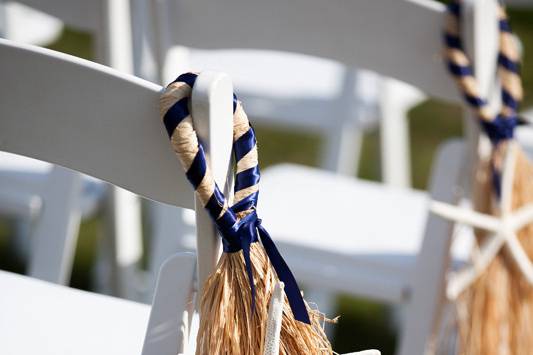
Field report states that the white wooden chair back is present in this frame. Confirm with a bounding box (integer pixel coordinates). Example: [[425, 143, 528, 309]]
[[0, 38, 208, 212], [0, 39, 235, 354]]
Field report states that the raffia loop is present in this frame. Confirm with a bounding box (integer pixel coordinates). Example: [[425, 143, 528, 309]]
[[159, 82, 192, 118], [196, 243, 333, 355], [444, 1, 522, 124], [233, 103, 252, 141], [160, 73, 334, 354], [457, 146, 533, 355]]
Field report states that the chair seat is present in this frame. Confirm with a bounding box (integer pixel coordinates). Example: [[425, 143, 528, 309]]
[[170, 49, 382, 130], [259, 164, 472, 303], [0, 151, 105, 218], [0, 271, 149, 355]]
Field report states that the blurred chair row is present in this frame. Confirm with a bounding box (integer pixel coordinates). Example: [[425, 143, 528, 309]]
[[0, 0, 423, 303], [0, 0, 532, 354]]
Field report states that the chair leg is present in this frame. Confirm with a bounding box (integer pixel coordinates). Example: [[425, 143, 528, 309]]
[[94, 186, 144, 300], [397, 141, 464, 355], [28, 166, 83, 285], [379, 79, 418, 188], [321, 123, 363, 176]]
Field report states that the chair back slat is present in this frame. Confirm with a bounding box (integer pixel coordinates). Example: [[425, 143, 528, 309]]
[[0, 39, 194, 208]]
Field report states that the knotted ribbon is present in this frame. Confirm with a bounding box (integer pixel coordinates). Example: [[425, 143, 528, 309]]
[[443, 0, 523, 195], [160, 72, 310, 324]]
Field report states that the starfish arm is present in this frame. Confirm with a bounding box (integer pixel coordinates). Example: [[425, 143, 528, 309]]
[[510, 204, 533, 231], [500, 141, 518, 215], [447, 234, 505, 300], [264, 281, 285, 355], [505, 232, 533, 285], [430, 200, 500, 232]]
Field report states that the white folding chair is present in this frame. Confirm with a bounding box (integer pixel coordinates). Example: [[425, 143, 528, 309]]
[[0, 39, 381, 355], [0, 0, 144, 299], [128, 0, 509, 353], [0, 39, 222, 355]]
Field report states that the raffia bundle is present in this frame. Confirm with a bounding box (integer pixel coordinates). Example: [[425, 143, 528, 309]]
[[443, 2, 533, 354], [160, 72, 332, 354]]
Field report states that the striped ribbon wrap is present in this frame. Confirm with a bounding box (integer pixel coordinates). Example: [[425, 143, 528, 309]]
[[160, 72, 310, 324], [444, 0, 524, 194]]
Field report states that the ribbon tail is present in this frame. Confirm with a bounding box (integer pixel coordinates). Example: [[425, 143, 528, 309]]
[[241, 237, 256, 313], [257, 224, 311, 324]]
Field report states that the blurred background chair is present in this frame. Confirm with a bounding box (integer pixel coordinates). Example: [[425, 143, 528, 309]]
[[130, 0, 426, 315]]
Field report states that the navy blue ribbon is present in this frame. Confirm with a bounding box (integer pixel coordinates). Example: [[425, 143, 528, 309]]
[[480, 114, 517, 146], [219, 210, 311, 324]]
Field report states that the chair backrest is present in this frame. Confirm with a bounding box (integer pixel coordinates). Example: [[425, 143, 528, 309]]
[[0, 38, 235, 210], [150, 0, 478, 104]]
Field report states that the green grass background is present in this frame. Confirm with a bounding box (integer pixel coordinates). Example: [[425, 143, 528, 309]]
[[0, 6, 532, 354]]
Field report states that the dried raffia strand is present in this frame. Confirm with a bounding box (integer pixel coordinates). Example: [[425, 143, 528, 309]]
[[197, 244, 333, 354], [160, 72, 334, 354], [443, 2, 533, 353]]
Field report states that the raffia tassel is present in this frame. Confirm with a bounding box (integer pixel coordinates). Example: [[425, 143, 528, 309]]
[[457, 145, 533, 355], [196, 242, 333, 355]]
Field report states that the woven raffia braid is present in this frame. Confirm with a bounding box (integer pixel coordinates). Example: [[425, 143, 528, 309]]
[[160, 72, 333, 354], [444, 2, 533, 354]]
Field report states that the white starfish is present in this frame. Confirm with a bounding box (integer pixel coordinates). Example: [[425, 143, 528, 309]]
[[429, 141, 533, 300]]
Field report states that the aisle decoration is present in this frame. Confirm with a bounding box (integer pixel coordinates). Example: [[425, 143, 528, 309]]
[[441, 1, 533, 353], [159, 72, 333, 354]]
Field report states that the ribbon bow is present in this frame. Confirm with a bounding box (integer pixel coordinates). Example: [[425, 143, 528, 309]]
[[160, 72, 310, 324], [219, 209, 310, 324]]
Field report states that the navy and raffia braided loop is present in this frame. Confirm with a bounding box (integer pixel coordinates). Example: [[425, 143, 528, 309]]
[[444, 1, 524, 196], [160, 72, 310, 324], [443, 0, 522, 146]]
